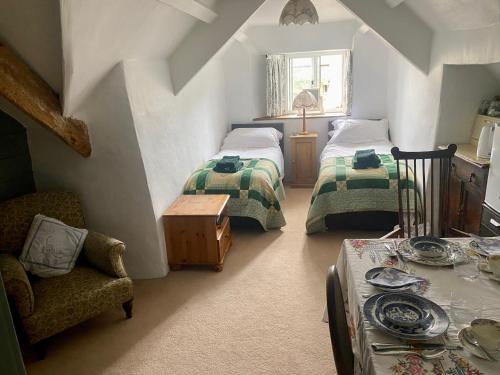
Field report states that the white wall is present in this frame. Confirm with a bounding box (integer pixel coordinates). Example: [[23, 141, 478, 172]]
[[437, 65, 500, 145], [0, 63, 164, 279], [222, 23, 392, 178], [123, 56, 229, 264], [386, 23, 500, 152]]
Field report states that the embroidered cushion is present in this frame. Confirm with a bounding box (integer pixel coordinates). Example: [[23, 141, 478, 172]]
[[19, 214, 88, 278]]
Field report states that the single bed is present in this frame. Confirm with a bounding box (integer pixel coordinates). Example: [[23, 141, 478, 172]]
[[183, 123, 286, 230], [306, 119, 417, 234]]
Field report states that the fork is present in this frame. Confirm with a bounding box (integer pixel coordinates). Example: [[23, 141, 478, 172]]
[[373, 348, 447, 360]]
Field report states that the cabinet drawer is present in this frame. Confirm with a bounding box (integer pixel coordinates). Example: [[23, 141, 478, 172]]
[[481, 204, 500, 236], [450, 156, 488, 193], [217, 216, 231, 261]]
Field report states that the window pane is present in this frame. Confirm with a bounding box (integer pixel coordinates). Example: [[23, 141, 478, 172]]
[[291, 57, 314, 100], [320, 54, 344, 112]]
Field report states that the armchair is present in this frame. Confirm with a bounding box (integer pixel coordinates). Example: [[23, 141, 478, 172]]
[[0, 192, 134, 355]]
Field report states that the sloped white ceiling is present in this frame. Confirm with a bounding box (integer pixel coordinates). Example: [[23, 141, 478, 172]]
[[406, 0, 500, 31], [61, 0, 204, 115], [248, 0, 355, 26]]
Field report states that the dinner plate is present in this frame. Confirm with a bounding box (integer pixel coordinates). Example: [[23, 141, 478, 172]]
[[363, 292, 449, 340], [365, 267, 423, 289], [398, 239, 467, 266], [364, 267, 413, 291]]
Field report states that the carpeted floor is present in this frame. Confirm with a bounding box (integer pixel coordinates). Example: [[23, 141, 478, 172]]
[[26, 187, 382, 375]]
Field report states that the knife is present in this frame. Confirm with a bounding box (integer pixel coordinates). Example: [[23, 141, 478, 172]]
[[372, 343, 462, 351]]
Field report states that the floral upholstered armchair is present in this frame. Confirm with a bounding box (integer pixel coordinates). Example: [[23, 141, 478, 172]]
[[0, 192, 134, 356]]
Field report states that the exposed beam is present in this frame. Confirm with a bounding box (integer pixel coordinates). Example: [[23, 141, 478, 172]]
[[169, 0, 266, 95], [337, 0, 432, 74], [0, 44, 91, 157], [157, 0, 217, 23], [386, 0, 406, 8]]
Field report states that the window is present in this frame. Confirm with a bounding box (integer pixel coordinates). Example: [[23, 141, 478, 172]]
[[286, 50, 349, 114]]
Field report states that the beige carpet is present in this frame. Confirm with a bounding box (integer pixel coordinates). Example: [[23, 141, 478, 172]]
[[26, 187, 383, 375]]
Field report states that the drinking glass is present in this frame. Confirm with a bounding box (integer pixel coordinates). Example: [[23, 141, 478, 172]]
[[453, 251, 480, 281], [450, 290, 482, 327]]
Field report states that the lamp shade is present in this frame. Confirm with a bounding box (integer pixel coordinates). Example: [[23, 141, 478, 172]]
[[279, 0, 319, 26], [292, 89, 317, 110]]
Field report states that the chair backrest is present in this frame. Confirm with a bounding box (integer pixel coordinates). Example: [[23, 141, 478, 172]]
[[326, 265, 354, 375], [0, 192, 85, 255], [391, 144, 457, 238]]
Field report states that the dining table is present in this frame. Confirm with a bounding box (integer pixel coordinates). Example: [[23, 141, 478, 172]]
[[330, 237, 500, 375]]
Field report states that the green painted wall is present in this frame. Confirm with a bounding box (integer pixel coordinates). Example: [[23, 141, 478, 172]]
[[0, 111, 35, 201]]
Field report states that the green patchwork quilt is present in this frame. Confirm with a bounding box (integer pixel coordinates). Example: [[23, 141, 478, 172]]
[[306, 154, 418, 234], [184, 158, 286, 230]]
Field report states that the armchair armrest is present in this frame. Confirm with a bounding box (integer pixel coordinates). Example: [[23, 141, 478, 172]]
[[0, 254, 34, 318], [83, 231, 128, 278]]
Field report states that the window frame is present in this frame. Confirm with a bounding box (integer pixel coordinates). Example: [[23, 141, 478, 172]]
[[285, 49, 349, 115]]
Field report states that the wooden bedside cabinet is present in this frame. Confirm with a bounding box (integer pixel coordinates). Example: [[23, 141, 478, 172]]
[[290, 133, 318, 187], [163, 195, 232, 272]]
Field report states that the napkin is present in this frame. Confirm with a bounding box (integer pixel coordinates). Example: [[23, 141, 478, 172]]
[[370, 268, 424, 288], [470, 235, 500, 255]]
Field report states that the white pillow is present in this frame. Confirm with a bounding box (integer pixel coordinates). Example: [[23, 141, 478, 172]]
[[221, 127, 283, 150], [19, 214, 88, 278], [328, 119, 389, 144]]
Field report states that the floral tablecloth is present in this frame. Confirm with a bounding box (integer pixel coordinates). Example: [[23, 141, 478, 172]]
[[334, 238, 500, 375]]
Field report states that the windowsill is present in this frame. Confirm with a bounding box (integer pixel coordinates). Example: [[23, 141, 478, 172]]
[[253, 112, 347, 121]]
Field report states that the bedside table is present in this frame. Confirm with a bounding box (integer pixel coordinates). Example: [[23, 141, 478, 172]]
[[163, 195, 232, 272], [290, 133, 318, 187]]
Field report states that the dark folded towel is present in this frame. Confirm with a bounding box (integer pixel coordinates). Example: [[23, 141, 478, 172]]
[[221, 155, 240, 163], [353, 149, 381, 169], [213, 159, 243, 173]]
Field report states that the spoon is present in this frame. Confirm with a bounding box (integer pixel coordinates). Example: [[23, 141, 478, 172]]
[[373, 348, 447, 360], [462, 328, 497, 361]]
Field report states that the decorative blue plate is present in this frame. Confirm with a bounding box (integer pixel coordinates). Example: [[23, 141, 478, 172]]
[[409, 236, 449, 258], [377, 293, 431, 328], [365, 267, 423, 289], [398, 240, 466, 266], [363, 293, 449, 340]]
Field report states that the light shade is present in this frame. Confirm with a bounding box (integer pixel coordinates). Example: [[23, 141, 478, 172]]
[[293, 89, 317, 110], [279, 0, 319, 26]]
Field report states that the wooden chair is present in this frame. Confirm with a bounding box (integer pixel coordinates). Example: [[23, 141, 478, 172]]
[[326, 265, 354, 375], [385, 144, 457, 238]]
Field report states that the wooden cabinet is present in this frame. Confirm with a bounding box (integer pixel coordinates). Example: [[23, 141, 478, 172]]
[[290, 133, 318, 187], [163, 195, 232, 272], [444, 154, 489, 236]]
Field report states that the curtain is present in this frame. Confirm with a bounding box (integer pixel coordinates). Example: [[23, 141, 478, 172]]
[[266, 55, 287, 117], [342, 50, 353, 115]]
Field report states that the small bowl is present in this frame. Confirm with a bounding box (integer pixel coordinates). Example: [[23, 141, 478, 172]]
[[377, 294, 431, 328], [410, 236, 449, 259]]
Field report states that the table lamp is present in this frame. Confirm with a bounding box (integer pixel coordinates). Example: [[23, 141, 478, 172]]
[[293, 89, 317, 134]]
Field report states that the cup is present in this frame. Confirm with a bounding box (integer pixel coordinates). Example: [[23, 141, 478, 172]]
[[488, 255, 500, 277], [454, 252, 480, 281]]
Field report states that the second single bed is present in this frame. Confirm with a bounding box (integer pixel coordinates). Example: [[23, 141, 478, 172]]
[[306, 119, 418, 234]]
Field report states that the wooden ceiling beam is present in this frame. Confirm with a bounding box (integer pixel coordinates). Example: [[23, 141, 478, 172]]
[[0, 44, 91, 157]]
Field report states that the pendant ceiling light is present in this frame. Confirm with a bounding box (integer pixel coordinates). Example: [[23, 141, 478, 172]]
[[279, 0, 319, 26]]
